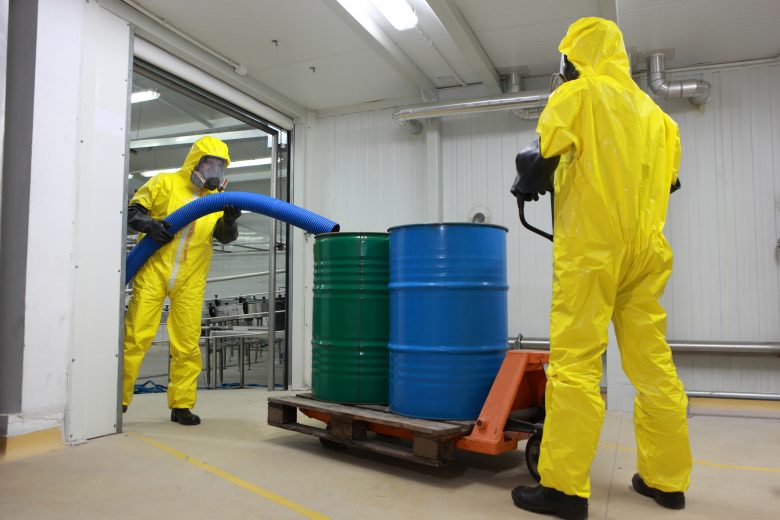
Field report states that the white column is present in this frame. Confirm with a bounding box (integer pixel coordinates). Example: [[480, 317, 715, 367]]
[[1, 0, 130, 442], [291, 110, 319, 390], [424, 119, 442, 222], [67, 1, 131, 442]]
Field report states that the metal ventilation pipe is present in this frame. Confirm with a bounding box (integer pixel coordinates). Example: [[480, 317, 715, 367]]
[[647, 53, 711, 107], [506, 71, 541, 120], [507, 70, 523, 92], [393, 91, 550, 134]]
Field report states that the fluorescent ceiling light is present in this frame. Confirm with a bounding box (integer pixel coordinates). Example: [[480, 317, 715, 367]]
[[229, 158, 272, 168], [338, 0, 418, 31], [369, 0, 418, 31], [337, 0, 373, 27], [131, 90, 160, 104], [138, 158, 272, 178]]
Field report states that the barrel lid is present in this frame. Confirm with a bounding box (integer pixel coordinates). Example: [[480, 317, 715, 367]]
[[387, 222, 508, 232], [315, 231, 389, 239]]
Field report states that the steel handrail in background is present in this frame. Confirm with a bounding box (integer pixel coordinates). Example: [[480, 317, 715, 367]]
[[511, 336, 780, 402], [207, 328, 286, 389], [205, 268, 285, 284], [686, 391, 780, 401], [510, 337, 780, 355]]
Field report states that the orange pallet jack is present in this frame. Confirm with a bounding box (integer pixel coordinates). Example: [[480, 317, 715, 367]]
[[456, 349, 548, 479], [267, 349, 549, 480]]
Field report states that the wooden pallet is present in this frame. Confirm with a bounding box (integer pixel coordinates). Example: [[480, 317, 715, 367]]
[[267, 393, 474, 466]]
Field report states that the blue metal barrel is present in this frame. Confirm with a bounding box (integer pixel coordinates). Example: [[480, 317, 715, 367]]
[[388, 223, 508, 420]]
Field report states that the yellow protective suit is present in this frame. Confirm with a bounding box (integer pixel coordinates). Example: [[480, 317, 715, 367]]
[[535, 18, 691, 498], [122, 136, 230, 409]]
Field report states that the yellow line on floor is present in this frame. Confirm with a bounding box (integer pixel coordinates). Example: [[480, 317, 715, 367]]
[[130, 432, 331, 520], [601, 442, 780, 474]]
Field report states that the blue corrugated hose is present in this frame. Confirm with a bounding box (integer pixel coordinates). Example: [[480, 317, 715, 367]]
[[134, 380, 167, 394], [126, 191, 339, 283]]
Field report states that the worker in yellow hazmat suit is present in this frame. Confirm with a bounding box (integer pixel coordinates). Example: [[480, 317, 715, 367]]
[[123, 136, 242, 426], [510, 18, 691, 519]]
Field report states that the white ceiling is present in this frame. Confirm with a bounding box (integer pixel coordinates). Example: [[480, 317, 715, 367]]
[[620, 0, 780, 70], [132, 0, 780, 112], [452, 0, 602, 74]]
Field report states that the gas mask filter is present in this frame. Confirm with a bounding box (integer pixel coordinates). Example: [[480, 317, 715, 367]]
[[191, 155, 228, 191]]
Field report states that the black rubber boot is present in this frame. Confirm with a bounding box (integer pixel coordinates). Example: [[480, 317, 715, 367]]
[[632, 474, 685, 509], [122, 405, 128, 413], [511, 485, 588, 520], [170, 408, 201, 426]]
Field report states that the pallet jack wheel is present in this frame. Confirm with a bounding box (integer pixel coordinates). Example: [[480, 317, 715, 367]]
[[525, 432, 542, 482]]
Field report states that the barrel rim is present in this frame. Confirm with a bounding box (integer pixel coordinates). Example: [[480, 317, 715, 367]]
[[387, 222, 508, 232], [315, 231, 389, 239]]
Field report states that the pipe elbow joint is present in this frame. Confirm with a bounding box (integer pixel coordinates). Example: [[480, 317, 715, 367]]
[[690, 80, 711, 107], [393, 113, 423, 135], [646, 53, 711, 107], [401, 119, 423, 135], [648, 77, 671, 97]]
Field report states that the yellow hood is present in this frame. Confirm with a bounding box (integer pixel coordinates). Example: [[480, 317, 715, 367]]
[[177, 135, 231, 180], [559, 17, 633, 88]]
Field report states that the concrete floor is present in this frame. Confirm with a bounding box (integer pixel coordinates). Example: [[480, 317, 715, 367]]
[[1, 389, 778, 519]]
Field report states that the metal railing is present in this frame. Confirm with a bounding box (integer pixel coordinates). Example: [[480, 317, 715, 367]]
[[205, 268, 285, 284], [206, 328, 285, 389], [510, 336, 780, 355], [511, 336, 780, 401], [686, 391, 780, 401], [667, 341, 780, 354]]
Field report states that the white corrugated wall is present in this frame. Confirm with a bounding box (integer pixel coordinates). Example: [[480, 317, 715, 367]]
[[306, 108, 428, 232], [297, 108, 427, 386], [662, 64, 780, 394], [302, 62, 780, 395], [440, 112, 551, 338]]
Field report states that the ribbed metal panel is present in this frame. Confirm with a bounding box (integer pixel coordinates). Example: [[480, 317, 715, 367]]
[[307, 108, 428, 232], [308, 64, 780, 396], [662, 66, 780, 344], [440, 111, 551, 339], [660, 64, 780, 395], [437, 65, 780, 395]]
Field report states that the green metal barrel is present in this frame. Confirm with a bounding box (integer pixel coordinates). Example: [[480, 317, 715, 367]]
[[312, 232, 389, 403]]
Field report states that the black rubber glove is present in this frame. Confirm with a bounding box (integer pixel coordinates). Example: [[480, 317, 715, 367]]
[[127, 203, 174, 245], [511, 139, 559, 203], [521, 191, 545, 202], [222, 205, 242, 225], [146, 220, 175, 245], [213, 205, 240, 244]]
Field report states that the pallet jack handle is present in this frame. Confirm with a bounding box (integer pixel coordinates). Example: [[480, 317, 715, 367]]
[[517, 192, 554, 242]]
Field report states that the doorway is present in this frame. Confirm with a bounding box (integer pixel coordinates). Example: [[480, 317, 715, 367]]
[[126, 61, 291, 402]]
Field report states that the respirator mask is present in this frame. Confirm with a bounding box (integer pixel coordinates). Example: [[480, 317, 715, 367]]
[[549, 53, 579, 92], [191, 155, 228, 191]]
